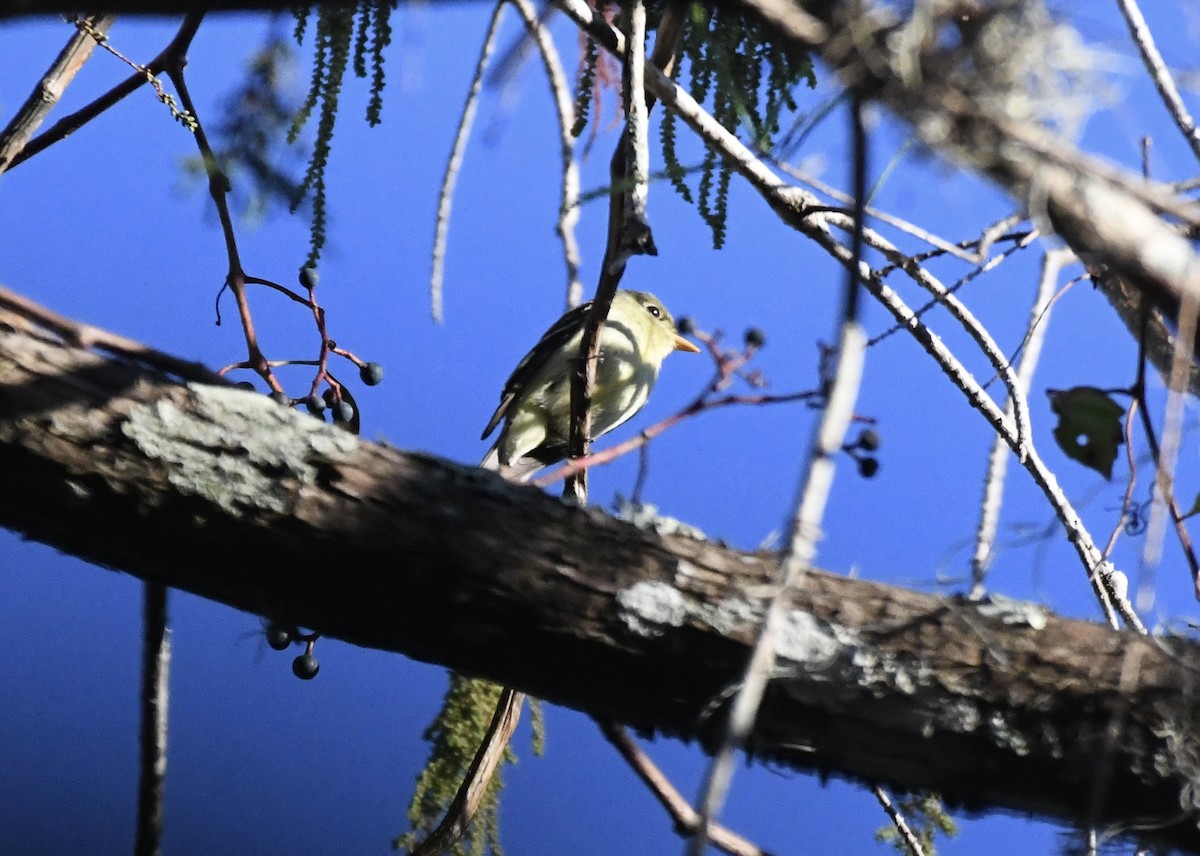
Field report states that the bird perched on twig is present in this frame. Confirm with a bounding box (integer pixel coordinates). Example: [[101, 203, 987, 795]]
[[481, 289, 700, 478]]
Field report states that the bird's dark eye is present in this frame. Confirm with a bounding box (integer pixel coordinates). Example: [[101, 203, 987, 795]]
[[646, 304, 662, 318]]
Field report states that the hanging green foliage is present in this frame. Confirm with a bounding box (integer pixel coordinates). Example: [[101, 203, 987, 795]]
[[570, 2, 816, 247], [672, 1, 815, 247], [290, 1, 394, 267], [394, 675, 544, 856], [571, 34, 600, 139]]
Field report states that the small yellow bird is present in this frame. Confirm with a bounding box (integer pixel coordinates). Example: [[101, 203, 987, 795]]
[[481, 289, 700, 477]]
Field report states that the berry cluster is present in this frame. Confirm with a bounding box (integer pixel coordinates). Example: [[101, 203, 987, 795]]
[[265, 620, 321, 680]]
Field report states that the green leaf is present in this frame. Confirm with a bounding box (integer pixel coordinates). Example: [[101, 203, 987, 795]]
[[1047, 386, 1125, 480]]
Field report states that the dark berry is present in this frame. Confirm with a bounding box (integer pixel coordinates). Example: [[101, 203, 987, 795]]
[[305, 394, 326, 415], [744, 327, 766, 349], [322, 388, 338, 408], [292, 652, 320, 680], [235, 381, 256, 391], [858, 428, 880, 452], [333, 401, 355, 423], [299, 266, 319, 290], [857, 457, 880, 479], [266, 623, 292, 651], [359, 362, 384, 386], [268, 390, 291, 407], [676, 316, 695, 336]]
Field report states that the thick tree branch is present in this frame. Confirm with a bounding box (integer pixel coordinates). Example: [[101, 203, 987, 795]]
[[3, 306, 1200, 851]]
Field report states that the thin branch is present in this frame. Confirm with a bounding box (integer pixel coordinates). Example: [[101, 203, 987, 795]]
[[564, 1, 684, 502], [506, 0, 583, 309], [0, 284, 226, 384], [733, 0, 1200, 371], [691, 93, 870, 856], [1132, 310, 1200, 597], [1145, 267, 1200, 568], [555, 0, 1144, 632], [533, 388, 816, 487], [856, 227, 1034, 452], [691, 320, 868, 856], [970, 248, 1071, 598], [134, 583, 170, 856], [872, 786, 927, 856], [409, 690, 525, 856], [167, 47, 277, 391], [8, 14, 203, 171], [1115, 0, 1200, 165], [0, 13, 116, 175], [1102, 398, 1141, 561], [771, 155, 982, 263], [870, 230, 1042, 352], [598, 722, 774, 856], [430, 0, 506, 323], [485, 1, 554, 88], [826, 234, 1135, 630], [620, 0, 654, 257]]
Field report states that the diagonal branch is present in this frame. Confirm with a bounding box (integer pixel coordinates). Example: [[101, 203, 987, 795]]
[[0, 301, 1196, 851], [1115, 0, 1200, 166], [6, 14, 202, 170], [553, 0, 1144, 631], [598, 722, 773, 856], [0, 13, 116, 175]]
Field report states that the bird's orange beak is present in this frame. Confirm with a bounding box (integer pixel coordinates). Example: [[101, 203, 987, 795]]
[[673, 334, 701, 353]]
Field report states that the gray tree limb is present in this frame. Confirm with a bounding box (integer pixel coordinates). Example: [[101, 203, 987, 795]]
[[3, 307, 1200, 852]]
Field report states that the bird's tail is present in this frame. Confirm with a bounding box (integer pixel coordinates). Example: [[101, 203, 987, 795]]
[[480, 442, 502, 471], [479, 442, 546, 482]]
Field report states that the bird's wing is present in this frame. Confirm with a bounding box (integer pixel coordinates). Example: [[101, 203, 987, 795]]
[[480, 299, 593, 439]]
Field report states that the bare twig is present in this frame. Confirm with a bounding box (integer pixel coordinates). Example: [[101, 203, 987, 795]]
[[134, 583, 170, 856], [0, 13, 116, 175], [70, 15, 195, 129], [430, 0, 506, 323], [871, 230, 1040, 348], [620, 0, 654, 257], [1131, 310, 1200, 599], [1146, 266, 1200, 568], [856, 228, 1033, 450], [533, 388, 816, 487], [166, 46, 278, 392], [1102, 398, 1141, 561], [872, 786, 927, 856], [506, 0, 583, 309], [598, 722, 774, 856], [691, 92, 870, 855], [0, 285, 226, 384], [564, 1, 685, 503], [7, 15, 203, 170], [771, 156, 981, 262], [485, 1, 554, 88], [970, 248, 1071, 598], [1116, 0, 1200, 165]]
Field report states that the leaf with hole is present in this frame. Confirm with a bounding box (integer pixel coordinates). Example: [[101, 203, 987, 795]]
[[1047, 386, 1125, 480]]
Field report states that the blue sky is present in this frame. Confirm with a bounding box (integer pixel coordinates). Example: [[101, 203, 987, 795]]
[[2, 3, 1199, 854]]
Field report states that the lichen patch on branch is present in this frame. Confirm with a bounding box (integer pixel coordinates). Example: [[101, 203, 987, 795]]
[[121, 384, 357, 516]]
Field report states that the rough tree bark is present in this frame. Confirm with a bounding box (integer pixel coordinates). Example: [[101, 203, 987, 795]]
[[3, 308, 1200, 851]]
